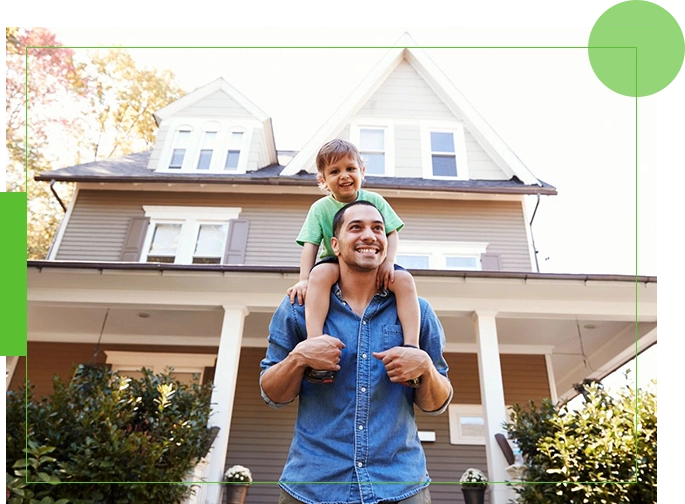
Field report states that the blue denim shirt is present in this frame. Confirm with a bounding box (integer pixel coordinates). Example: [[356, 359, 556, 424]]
[[260, 287, 452, 504]]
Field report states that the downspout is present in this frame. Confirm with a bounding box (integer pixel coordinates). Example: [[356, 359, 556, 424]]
[[529, 194, 541, 273], [49, 180, 67, 212]]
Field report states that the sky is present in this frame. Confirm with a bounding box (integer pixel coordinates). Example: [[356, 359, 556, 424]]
[[5, 0, 680, 493]]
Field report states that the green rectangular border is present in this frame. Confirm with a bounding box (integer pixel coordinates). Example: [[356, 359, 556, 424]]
[[1, 191, 28, 356], [23, 44, 642, 487]]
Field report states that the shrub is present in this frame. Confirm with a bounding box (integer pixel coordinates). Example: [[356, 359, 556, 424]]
[[6, 364, 216, 504], [505, 378, 656, 503]]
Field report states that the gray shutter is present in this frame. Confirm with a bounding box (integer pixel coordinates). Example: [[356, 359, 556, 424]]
[[480, 253, 501, 271], [120, 217, 150, 262], [223, 219, 250, 264]]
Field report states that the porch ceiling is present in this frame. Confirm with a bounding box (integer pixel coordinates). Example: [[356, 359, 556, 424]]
[[28, 264, 656, 399]]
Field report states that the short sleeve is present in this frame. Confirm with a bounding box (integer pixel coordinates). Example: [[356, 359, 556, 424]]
[[296, 203, 324, 247], [366, 192, 404, 234]]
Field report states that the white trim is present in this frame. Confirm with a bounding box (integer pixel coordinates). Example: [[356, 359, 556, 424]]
[[420, 124, 469, 180], [545, 354, 559, 403], [47, 186, 80, 260]]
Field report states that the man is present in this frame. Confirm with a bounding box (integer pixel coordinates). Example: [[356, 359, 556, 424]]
[[260, 200, 453, 504]]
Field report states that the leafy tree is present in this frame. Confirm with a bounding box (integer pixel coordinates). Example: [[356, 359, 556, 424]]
[[7, 27, 186, 259], [6, 365, 217, 504], [505, 378, 656, 503]]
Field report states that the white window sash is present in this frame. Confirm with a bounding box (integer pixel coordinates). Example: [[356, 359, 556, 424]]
[[420, 124, 469, 180]]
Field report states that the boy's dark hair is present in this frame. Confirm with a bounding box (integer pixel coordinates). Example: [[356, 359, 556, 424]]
[[332, 200, 385, 237], [316, 138, 364, 175]]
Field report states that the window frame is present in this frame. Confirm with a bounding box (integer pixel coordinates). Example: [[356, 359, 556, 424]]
[[448, 404, 514, 445], [420, 124, 469, 180], [396, 240, 488, 271], [104, 351, 217, 384], [140, 206, 242, 265], [350, 122, 395, 177]]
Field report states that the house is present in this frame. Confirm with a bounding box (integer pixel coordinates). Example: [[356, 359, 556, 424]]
[[20, 34, 657, 504]]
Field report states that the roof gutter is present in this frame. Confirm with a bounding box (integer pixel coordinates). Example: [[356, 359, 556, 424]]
[[529, 194, 541, 272]]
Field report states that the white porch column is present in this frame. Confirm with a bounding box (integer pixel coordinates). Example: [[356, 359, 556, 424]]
[[472, 311, 516, 504], [204, 305, 249, 504]]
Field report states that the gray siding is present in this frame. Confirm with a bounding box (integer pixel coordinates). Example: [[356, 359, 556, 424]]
[[394, 124, 422, 178], [391, 199, 533, 272], [356, 60, 453, 119], [464, 131, 509, 180], [56, 191, 531, 271], [175, 90, 253, 118]]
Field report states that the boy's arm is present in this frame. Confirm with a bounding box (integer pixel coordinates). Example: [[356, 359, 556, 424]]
[[377, 230, 399, 289], [287, 242, 319, 305]]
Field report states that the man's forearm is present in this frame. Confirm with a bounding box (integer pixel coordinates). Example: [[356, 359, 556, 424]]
[[414, 366, 453, 413], [261, 351, 308, 404]]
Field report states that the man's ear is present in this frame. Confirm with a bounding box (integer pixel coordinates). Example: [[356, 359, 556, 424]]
[[331, 236, 340, 257]]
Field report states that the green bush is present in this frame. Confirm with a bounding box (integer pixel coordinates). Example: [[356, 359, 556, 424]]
[[505, 379, 656, 503], [6, 364, 217, 504]]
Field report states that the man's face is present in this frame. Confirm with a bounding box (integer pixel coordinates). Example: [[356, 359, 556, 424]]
[[331, 204, 387, 271]]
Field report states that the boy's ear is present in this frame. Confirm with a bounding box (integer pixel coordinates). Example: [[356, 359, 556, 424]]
[[316, 173, 327, 186]]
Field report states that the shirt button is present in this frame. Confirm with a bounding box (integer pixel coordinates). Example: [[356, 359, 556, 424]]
[[362, 320, 367, 325], [358, 425, 364, 430], [362, 353, 367, 359], [361, 387, 367, 392], [357, 462, 363, 467]]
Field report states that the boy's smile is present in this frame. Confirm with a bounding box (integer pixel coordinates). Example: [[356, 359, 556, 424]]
[[318, 155, 365, 203]]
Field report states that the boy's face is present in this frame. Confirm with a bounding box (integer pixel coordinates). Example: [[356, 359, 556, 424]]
[[317, 155, 365, 203]]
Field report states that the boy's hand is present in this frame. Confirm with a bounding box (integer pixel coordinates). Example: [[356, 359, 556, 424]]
[[287, 280, 308, 305], [376, 260, 395, 290]]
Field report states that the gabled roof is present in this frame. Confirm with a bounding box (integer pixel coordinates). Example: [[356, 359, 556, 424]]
[[153, 77, 270, 125], [281, 33, 542, 187]]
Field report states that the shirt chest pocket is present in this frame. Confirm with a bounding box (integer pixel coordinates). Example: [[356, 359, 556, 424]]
[[381, 325, 404, 351]]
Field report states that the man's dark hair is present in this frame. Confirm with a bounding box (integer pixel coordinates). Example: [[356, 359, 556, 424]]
[[332, 200, 385, 237]]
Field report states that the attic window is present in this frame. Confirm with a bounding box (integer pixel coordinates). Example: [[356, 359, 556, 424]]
[[421, 125, 469, 180], [359, 128, 386, 175], [169, 130, 191, 169], [224, 131, 244, 171], [197, 131, 218, 170]]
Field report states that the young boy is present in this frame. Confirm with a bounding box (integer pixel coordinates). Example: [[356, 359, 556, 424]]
[[287, 139, 421, 386]]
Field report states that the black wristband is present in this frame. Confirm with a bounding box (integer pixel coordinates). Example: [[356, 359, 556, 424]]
[[402, 344, 419, 349]]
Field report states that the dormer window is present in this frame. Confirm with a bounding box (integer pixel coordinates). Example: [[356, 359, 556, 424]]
[[157, 120, 253, 174], [224, 130, 244, 171], [169, 129, 191, 169], [421, 125, 469, 180], [197, 131, 218, 170]]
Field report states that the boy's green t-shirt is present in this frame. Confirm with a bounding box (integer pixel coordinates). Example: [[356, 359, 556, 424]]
[[296, 190, 404, 259]]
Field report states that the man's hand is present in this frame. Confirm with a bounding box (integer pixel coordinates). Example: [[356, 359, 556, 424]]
[[375, 260, 395, 290], [287, 280, 308, 306], [372, 346, 428, 384], [292, 335, 346, 372]]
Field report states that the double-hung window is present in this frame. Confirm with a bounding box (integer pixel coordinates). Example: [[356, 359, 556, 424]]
[[169, 129, 191, 169], [396, 241, 488, 271], [359, 128, 386, 175], [224, 130, 244, 171], [421, 125, 469, 180], [197, 130, 218, 170], [141, 206, 242, 265]]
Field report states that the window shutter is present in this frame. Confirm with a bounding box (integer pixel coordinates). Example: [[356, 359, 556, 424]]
[[223, 219, 250, 264], [480, 253, 501, 271], [120, 217, 150, 262]]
